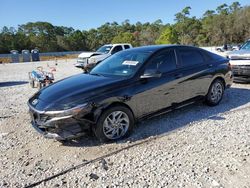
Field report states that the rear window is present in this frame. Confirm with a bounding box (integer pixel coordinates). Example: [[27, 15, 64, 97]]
[[179, 49, 204, 67], [202, 50, 225, 61]]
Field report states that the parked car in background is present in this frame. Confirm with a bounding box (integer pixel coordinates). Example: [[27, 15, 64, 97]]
[[76, 43, 132, 72], [28, 45, 232, 142], [227, 39, 250, 82], [216, 44, 229, 52], [215, 44, 239, 52]]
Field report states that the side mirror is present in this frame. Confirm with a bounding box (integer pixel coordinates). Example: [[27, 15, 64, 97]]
[[140, 69, 162, 79], [74, 62, 84, 69]]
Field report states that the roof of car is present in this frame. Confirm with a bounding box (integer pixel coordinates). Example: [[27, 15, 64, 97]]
[[123, 44, 198, 53], [104, 43, 132, 46]]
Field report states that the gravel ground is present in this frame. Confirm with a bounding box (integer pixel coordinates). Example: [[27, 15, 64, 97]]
[[0, 60, 250, 188]]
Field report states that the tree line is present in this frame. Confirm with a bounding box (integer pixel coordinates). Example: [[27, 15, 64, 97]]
[[0, 2, 249, 54]]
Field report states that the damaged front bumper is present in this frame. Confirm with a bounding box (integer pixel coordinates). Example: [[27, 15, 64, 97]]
[[28, 103, 93, 140]]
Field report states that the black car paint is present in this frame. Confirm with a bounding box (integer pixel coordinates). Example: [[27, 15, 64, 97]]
[[31, 73, 125, 111], [28, 45, 232, 140]]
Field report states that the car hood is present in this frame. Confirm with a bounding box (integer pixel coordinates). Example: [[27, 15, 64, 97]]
[[30, 73, 124, 111], [88, 53, 110, 63], [227, 49, 250, 60], [78, 52, 96, 58]]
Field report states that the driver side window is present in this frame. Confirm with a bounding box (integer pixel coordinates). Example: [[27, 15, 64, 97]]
[[145, 49, 177, 73], [111, 45, 123, 54]]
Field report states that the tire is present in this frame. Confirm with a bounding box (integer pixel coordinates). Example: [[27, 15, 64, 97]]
[[94, 106, 134, 142], [205, 79, 224, 106]]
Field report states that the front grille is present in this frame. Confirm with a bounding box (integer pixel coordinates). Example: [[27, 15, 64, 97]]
[[232, 65, 250, 69], [232, 65, 250, 76]]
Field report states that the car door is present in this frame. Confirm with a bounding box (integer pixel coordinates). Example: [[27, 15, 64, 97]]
[[175, 47, 214, 102], [128, 49, 183, 118]]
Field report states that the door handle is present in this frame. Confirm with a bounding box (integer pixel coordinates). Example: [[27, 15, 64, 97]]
[[174, 73, 183, 79], [208, 64, 213, 68]]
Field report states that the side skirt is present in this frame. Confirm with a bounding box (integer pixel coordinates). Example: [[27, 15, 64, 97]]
[[137, 96, 204, 122]]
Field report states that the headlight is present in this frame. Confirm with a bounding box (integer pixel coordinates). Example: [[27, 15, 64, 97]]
[[78, 57, 88, 63], [89, 58, 96, 64], [44, 103, 88, 117]]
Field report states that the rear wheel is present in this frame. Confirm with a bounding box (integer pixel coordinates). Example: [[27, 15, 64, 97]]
[[205, 79, 224, 106], [94, 106, 134, 142]]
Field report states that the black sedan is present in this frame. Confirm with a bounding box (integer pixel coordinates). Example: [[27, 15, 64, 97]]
[[28, 45, 233, 142]]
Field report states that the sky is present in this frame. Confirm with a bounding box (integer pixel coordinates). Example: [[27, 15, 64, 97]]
[[0, 0, 249, 31]]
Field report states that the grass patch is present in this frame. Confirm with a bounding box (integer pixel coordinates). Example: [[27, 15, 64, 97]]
[[0, 57, 11, 63], [0, 54, 78, 64]]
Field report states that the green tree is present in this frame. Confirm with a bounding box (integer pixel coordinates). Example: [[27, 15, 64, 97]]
[[0, 3, 250, 54], [155, 26, 178, 44], [174, 7, 201, 45], [67, 30, 87, 51], [112, 32, 136, 46]]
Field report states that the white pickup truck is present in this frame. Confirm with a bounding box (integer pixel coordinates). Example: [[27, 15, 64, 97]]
[[227, 39, 250, 82], [76, 43, 132, 71]]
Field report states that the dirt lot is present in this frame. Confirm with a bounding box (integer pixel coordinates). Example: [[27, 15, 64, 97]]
[[0, 60, 250, 188]]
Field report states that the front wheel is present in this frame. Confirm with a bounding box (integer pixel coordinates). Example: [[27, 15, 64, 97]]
[[94, 106, 134, 142], [205, 79, 224, 106]]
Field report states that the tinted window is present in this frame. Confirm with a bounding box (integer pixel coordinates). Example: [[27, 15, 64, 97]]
[[202, 49, 224, 61], [124, 45, 131, 49], [179, 49, 204, 67], [145, 50, 177, 73], [111, 45, 123, 54]]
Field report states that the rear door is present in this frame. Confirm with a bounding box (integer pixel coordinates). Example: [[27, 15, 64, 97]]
[[176, 47, 214, 101]]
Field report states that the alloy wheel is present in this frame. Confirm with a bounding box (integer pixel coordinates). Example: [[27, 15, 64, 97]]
[[103, 111, 130, 140], [210, 82, 223, 103]]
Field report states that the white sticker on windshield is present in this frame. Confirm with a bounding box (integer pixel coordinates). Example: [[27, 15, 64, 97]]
[[122, 60, 139, 66]]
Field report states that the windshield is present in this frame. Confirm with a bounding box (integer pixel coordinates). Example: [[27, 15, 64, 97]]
[[241, 41, 250, 50], [90, 50, 151, 77], [96, 45, 112, 54]]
